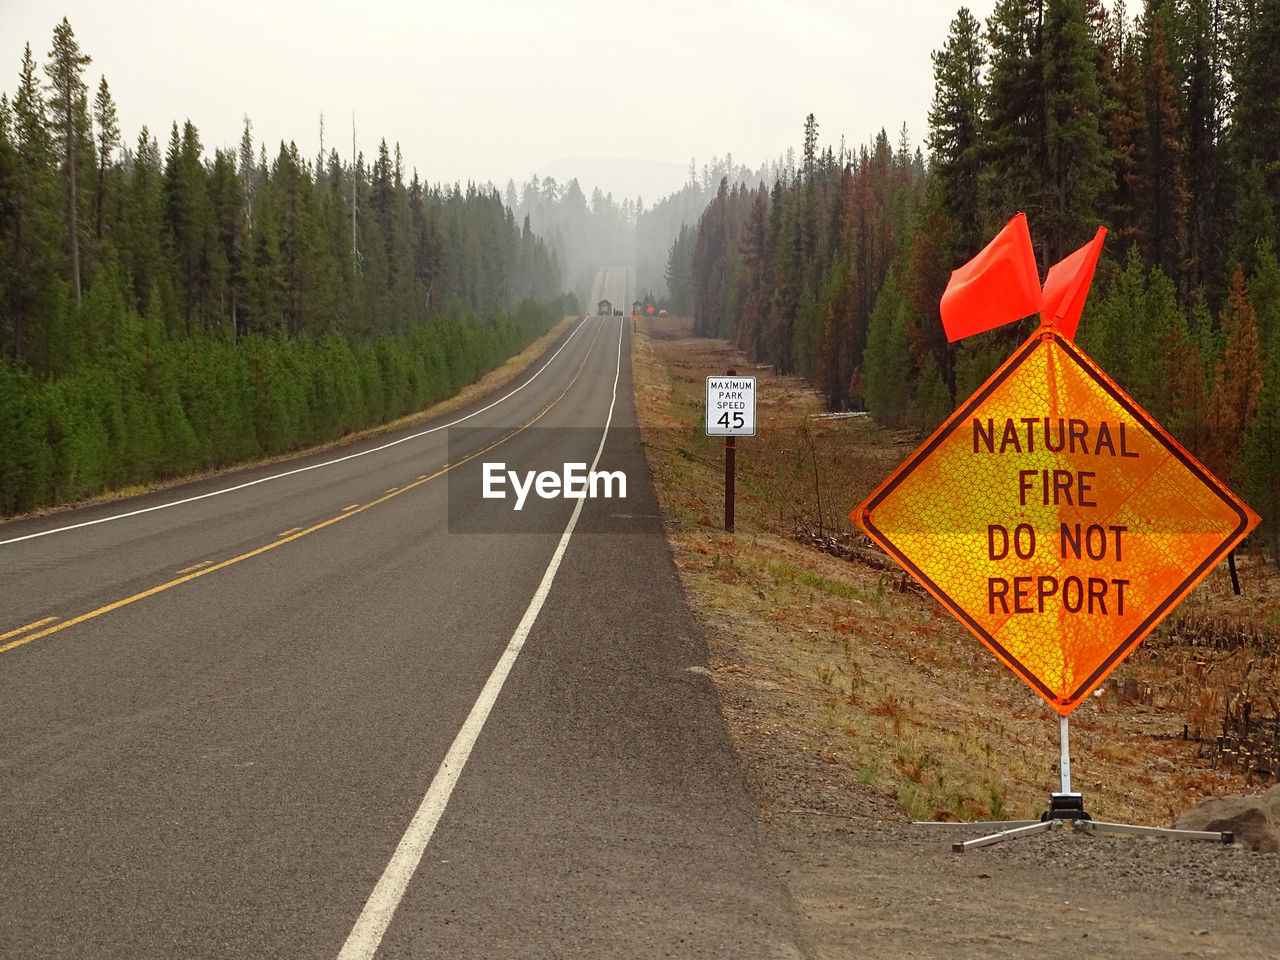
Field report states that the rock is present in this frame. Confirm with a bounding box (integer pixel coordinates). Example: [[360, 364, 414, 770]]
[[1265, 783, 1280, 822], [1172, 787, 1280, 853]]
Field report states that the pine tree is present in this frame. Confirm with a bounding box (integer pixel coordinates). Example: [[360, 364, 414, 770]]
[[44, 17, 91, 307], [1228, 163, 1277, 282], [953, 331, 1012, 399], [1078, 247, 1141, 386], [814, 248, 853, 407], [91, 75, 118, 243], [0, 95, 16, 360], [909, 351, 953, 434], [802, 114, 819, 180], [903, 202, 955, 394], [983, 0, 1046, 236], [1171, 0, 1230, 298], [735, 189, 770, 362], [691, 177, 730, 337], [1166, 321, 1210, 458], [767, 192, 803, 371], [1138, 11, 1189, 288], [1206, 269, 1264, 485], [1042, 0, 1112, 263], [839, 133, 900, 384], [163, 121, 216, 331], [8, 42, 61, 368], [927, 6, 986, 258], [121, 125, 172, 320], [664, 223, 695, 314], [985, 0, 1111, 263], [1099, 0, 1144, 252], [1243, 323, 1280, 564], [1250, 244, 1280, 358], [242, 156, 284, 335], [208, 148, 245, 336], [863, 269, 913, 425], [1227, 0, 1280, 245]]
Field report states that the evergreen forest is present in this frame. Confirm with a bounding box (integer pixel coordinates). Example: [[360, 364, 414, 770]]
[[677, 0, 1280, 562], [0, 19, 574, 517], [504, 153, 799, 311]]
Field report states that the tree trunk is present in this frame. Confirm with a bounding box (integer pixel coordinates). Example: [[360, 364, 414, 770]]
[[68, 136, 80, 307]]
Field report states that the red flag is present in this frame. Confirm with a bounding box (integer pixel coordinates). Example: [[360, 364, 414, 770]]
[[939, 213, 1041, 342], [1040, 226, 1106, 340]]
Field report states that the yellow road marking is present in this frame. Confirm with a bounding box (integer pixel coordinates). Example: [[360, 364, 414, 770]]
[[176, 560, 214, 574], [278, 527, 302, 537], [0, 617, 58, 643], [385, 488, 399, 494], [1, 320, 605, 658], [343, 504, 359, 511]]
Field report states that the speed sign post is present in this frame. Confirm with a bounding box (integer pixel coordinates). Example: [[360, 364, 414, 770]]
[[707, 373, 756, 533]]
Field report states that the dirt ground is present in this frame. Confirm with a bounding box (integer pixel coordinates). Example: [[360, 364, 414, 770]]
[[631, 316, 1280, 959]]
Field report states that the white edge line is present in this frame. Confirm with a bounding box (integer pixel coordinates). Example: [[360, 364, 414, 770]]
[[336, 320, 624, 960], [0, 317, 592, 547]]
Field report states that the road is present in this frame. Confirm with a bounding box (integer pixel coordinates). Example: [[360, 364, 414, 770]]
[[0, 311, 805, 958], [590, 265, 634, 316]]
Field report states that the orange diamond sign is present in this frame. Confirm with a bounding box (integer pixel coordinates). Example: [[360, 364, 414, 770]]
[[852, 326, 1259, 715]]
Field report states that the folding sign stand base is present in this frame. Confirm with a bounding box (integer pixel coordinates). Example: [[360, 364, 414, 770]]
[[930, 717, 1236, 853], [949, 808, 1235, 853]]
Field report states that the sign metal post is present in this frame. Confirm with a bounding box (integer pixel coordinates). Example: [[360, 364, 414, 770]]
[[707, 371, 756, 534], [725, 435, 735, 533]]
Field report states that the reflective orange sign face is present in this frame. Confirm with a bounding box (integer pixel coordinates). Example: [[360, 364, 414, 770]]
[[853, 327, 1259, 715]]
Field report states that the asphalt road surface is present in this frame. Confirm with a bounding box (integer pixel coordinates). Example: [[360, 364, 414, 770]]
[[0, 315, 806, 958], [590, 265, 633, 318]]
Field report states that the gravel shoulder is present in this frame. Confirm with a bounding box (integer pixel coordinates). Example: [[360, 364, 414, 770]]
[[724, 668, 1280, 960]]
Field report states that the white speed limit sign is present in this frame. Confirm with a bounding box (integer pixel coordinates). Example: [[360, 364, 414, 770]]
[[706, 376, 756, 436]]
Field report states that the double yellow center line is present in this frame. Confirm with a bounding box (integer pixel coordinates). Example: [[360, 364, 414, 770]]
[[1, 321, 605, 657]]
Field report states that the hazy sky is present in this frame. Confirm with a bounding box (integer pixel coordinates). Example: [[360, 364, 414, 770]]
[[5, 0, 996, 202]]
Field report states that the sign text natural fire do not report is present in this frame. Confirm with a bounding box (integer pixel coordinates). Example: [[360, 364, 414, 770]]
[[977, 413, 1139, 618]]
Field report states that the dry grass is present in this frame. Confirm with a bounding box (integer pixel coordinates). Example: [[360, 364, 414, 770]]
[[633, 314, 1280, 825]]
